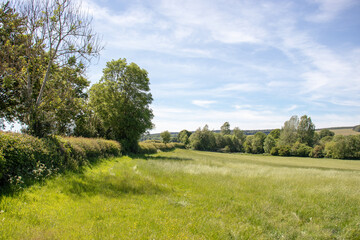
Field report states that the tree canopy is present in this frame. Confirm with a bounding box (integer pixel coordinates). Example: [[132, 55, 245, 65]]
[[89, 58, 154, 152], [161, 131, 171, 144]]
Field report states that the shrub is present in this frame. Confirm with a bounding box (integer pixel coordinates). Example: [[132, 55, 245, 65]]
[[138, 140, 184, 154], [319, 129, 335, 138], [310, 145, 324, 158], [270, 146, 279, 156], [0, 132, 121, 187], [291, 142, 312, 157], [278, 145, 291, 156]]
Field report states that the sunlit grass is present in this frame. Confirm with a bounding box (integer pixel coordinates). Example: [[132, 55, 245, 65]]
[[1, 149, 360, 239]]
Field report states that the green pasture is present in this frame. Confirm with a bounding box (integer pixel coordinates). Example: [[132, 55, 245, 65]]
[[1, 149, 360, 239]]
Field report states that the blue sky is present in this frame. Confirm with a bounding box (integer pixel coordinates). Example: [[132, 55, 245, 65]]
[[83, 0, 360, 133]]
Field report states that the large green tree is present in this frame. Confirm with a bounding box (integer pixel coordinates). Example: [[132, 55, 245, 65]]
[[90, 58, 154, 152], [1, 0, 102, 137], [279, 115, 299, 146], [297, 115, 315, 146], [220, 122, 231, 135], [0, 2, 28, 125]]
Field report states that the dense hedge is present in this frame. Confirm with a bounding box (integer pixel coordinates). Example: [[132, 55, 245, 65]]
[[138, 140, 185, 154], [0, 132, 121, 186]]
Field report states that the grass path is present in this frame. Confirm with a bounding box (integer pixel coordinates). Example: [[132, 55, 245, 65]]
[[1, 149, 360, 239]]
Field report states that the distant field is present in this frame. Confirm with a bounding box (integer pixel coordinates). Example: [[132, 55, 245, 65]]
[[1, 149, 360, 239], [323, 128, 360, 136]]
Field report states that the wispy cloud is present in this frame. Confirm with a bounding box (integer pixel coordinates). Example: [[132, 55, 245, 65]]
[[218, 83, 263, 92], [80, 0, 360, 132], [192, 100, 217, 108]]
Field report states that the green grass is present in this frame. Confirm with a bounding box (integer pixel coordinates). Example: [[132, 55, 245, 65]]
[[1, 149, 360, 239]]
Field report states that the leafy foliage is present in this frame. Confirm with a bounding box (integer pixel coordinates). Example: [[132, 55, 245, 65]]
[[1, 0, 101, 137], [90, 58, 154, 152], [279, 115, 299, 146], [0, 131, 121, 187], [0, 2, 28, 123], [319, 129, 335, 138], [177, 129, 192, 146], [138, 140, 184, 154], [297, 115, 315, 146], [264, 135, 276, 153], [220, 122, 231, 135], [160, 131, 171, 144]]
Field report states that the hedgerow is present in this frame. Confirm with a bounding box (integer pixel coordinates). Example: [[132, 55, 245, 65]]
[[0, 132, 121, 187], [138, 140, 184, 154]]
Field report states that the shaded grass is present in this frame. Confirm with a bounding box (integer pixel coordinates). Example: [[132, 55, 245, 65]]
[[1, 149, 360, 239]]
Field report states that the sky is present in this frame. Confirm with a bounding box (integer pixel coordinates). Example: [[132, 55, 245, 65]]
[[82, 0, 360, 133]]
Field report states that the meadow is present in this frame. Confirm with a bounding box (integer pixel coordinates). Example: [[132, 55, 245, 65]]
[[1, 149, 360, 239]]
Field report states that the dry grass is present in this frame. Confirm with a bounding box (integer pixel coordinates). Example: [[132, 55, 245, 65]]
[[316, 127, 360, 136]]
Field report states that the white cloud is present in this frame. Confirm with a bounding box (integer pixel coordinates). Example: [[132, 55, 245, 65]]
[[192, 100, 217, 108], [218, 83, 263, 92], [79, 0, 360, 133]]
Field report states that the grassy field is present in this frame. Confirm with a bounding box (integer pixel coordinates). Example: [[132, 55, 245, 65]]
[[1, 149, 360, 239]]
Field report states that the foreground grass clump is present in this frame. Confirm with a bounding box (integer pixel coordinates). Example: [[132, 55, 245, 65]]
[[0, 132, 121, 187], [1, 149, 360, 239]]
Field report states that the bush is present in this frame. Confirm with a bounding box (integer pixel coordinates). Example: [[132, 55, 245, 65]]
[[0, 132, 121, 187], [291, 142, 312, 157], [270, 146, 279, 156], [278, 145, 291, 156], [310, 145, 324, 158], [138, 140, 184, 154]]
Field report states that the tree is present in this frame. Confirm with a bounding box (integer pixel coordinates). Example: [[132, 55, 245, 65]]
[[177, 129, 191, 145], [319, 129, 335, 139], [90, 58, 154, 152], [220, 122, 231, 135], [189, 125, 216, 151], [252, 132, 266, 154], [233, 127, 246, 143], [161, 131, 171, 144], [264, 135, 276, 153], [3, 0, 102, 137], [73, 105, 106, 138], [297, 115, 315, 146], [243, 135, 254, 153], [0, 2, 28, 125], [279, 115, 299, 146], [269, 129, 280, 140]]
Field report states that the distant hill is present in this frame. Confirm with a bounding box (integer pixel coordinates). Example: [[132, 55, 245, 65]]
[[141, 126, 360, 141], [316, 126, 360, 136]]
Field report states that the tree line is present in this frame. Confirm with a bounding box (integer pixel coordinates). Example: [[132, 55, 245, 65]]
[[162, 116, 360, 159], [1, 1, 153, 152]]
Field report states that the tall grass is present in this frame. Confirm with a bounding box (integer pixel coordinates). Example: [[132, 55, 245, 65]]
[[1, 149, 360, 239]]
